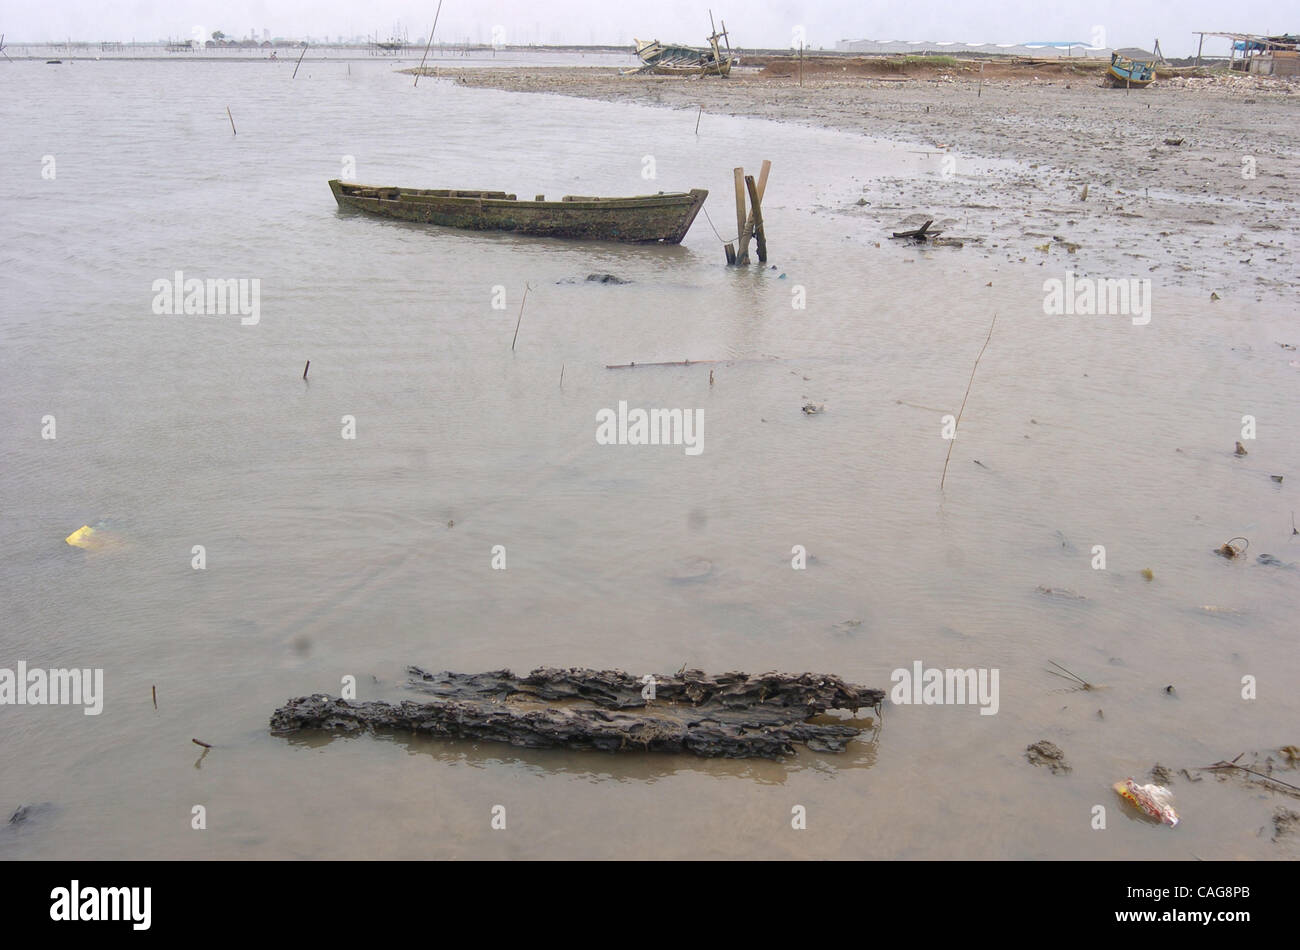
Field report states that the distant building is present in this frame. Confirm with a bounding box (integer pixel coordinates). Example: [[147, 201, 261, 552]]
[[835, 38, 1109, 58]]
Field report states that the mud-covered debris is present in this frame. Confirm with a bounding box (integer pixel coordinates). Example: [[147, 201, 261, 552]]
[[1150, 763, 1173, 785], [1026, 740, 1071, 774], [271, 667, 885, 759], [1273, 808, 1299, 842], [801, 402, 824, 415], [1215, 537, 1248, 559]]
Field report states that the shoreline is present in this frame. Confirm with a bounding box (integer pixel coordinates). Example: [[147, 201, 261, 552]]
[[410, 65, 1298, 299]]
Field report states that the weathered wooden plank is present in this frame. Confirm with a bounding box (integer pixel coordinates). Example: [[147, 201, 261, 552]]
[[270, 667, 884, 759], [745, 175, 767, 263], [733, 167, 749, 264]]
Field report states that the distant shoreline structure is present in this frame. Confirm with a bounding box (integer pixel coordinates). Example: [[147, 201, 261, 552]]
[[4, 39, 1234, 65]]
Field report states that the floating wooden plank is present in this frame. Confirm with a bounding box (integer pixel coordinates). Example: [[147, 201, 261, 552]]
[[270, 667, 885, 758]]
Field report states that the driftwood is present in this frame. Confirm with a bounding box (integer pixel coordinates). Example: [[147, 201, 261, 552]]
[[270, 667, 884, 759], [891, 219, 943, 240]]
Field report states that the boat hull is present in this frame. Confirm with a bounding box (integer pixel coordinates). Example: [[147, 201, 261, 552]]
[[329, 181, 708, 244], [1106, 53, 1156, 87]]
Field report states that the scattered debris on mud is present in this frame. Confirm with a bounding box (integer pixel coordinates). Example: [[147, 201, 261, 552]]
[[1025, 740, 1071, 774]]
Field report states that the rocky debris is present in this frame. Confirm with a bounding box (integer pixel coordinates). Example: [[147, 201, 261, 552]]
[[1162, 72, 1297, 96], [1026, 740, 1071, 774], [271, 667, 885, 759]]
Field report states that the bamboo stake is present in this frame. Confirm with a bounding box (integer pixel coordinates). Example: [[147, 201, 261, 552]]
[[695, 105, 703, 135], [226, 106, 236, 135], [292, 43, 308, 79], [733, 167, 748, 264], [413, 0, 444, 87], [940, 313, 997, 490], [302, 360, 310, 380], [978, 61, 984, 98], [511, 284, 531, 351], [152, 685, 157, 709]]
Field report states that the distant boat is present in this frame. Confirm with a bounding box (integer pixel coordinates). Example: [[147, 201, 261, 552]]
[[633, 13, 734, 76], [328, 181, 708, 244], [635, 38, 734, 76], [1106, 49, 1157, 87], [46, 59, 62, 64]]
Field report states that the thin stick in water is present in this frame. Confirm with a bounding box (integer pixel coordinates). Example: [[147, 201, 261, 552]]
[[511, 284, 531, 351], [941, 312, 996, 490], [413, 0, 444, 87], [302, 360, 310, 380], [559, 364, 564, 390], [695, 105, 702, 135], [192, 738, 212, 748], [292, 43, 308, 79], [226, 106, 236, 135], [152, 685, 157, 709], [1046, 660, 1095, 690]]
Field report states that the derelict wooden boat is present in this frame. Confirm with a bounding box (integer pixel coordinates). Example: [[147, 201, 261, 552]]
[[634, 38, 733, 76], [633, 16, 735, 77], [328, 180, 708, 244], [1106, 49, 1157, 87]]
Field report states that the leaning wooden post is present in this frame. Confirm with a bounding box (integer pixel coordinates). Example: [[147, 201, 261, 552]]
[[741, 159, 771, 237], [745, 175, 767, 263], [733, 167, 749, 264]]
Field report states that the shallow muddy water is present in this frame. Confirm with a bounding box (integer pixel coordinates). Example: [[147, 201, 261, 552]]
[[1, 58, 1297, 859]]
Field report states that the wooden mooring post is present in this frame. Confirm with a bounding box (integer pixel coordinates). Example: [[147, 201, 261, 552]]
[[733, 167, 749, 264], [728, 160, 770, 266]]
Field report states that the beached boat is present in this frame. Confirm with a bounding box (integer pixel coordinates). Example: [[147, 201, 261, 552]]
[[328, 181, 708, 244], [1106, 49, 1157, 87], [634, 38, 734, 76], [633, 15, 734, 77]]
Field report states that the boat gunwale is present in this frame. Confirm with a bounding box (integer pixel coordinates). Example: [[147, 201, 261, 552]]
[[330, 181, 707, 212]]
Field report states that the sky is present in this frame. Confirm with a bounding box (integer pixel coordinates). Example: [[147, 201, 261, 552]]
[[4, 0, 1291, 58]]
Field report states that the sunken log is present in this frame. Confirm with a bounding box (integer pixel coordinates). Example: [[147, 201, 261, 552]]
[[270, 667, 884, 759]]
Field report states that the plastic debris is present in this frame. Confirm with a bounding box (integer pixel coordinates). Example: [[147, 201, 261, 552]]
[[64, 525, 96, 548], [1114, 778, 1180, 827]]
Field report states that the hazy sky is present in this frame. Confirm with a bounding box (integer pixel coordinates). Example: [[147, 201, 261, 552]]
[[7, 0, 1289, 57]]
